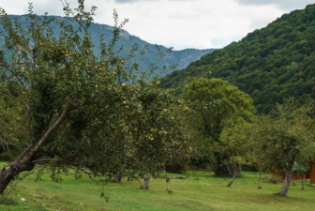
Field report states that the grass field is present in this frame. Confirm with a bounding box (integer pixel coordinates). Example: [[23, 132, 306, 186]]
[[1, 162, 315, 211]]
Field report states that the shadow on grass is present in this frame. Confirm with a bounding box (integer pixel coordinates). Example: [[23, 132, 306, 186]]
[[0, 196, 18, 206]]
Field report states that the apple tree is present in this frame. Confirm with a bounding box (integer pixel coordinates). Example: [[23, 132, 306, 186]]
[[0, 0, 187, 194], [254, 101, 315, 196]]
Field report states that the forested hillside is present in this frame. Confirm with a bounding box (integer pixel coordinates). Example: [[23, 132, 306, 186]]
[[0, 15, 214, 76], [161, 3, 315, 113]]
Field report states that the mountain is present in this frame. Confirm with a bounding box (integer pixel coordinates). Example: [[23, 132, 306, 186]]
[[0, 15, 214, 76], [161, 3, 315, 113]]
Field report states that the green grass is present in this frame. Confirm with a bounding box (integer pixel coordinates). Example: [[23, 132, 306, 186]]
[[1, 163, 315, 211]]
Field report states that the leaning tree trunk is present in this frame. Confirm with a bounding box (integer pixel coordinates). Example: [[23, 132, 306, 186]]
[[0, 153, 35, 194], [227, 163, 239, 187], [0, 108, 68, 194], [279, 168, 293, 196], [225, 161, 233, 177], [142, 169, 152, 189]]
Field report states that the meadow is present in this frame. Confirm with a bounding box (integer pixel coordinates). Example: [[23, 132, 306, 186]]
[[1, 163, 315, 211]]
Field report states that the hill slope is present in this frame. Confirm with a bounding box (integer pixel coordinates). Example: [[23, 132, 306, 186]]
[[0, 15, 214, 76], [161, 3, 315, 113]]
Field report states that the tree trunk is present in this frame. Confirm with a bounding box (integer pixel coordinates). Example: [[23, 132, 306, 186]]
[[0, 166, 17, 194], [227, 163, 239, 187], [279, 168, 293, 196], [0, 108, 68, 194], [0, 152, 35, 194], [142, 170, 151, 189], [114, 170, 122, 183]]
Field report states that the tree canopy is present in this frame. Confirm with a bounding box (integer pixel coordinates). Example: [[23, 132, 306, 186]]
[[254, 100, 315, 196], [0, 0, 188, 194], [181, 77, 256, 175]]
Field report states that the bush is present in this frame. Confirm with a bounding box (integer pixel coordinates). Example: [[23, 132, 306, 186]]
[[165, 163, 188, 174]]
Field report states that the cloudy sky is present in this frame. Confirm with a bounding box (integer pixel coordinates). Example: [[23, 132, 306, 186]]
[[1, 0, 314, 50]]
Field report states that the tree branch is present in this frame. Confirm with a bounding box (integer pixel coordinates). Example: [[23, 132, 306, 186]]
[[131, 156, 146, 168], [0, 136, 8, 148], [32, 158, 59, 164], [32, 107, 69, 153]]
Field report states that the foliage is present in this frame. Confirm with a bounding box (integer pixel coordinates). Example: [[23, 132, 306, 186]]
[[0, 85, 28, 160], [161, 3, 315, 113], [182, 78, 256, 139], [0, 0, 188, 194], [253, 100, 315, 195], [181, 77, 256, 175], [215, 120, 255, 184], [254, 102, 315, 171]]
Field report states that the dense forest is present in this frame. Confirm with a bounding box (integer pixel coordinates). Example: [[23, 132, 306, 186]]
[[161, 3, 315, 113]]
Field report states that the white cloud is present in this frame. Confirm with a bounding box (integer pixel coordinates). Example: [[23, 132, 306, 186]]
[[234, 0, 315, 10], [0, 0, 313, 50]]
